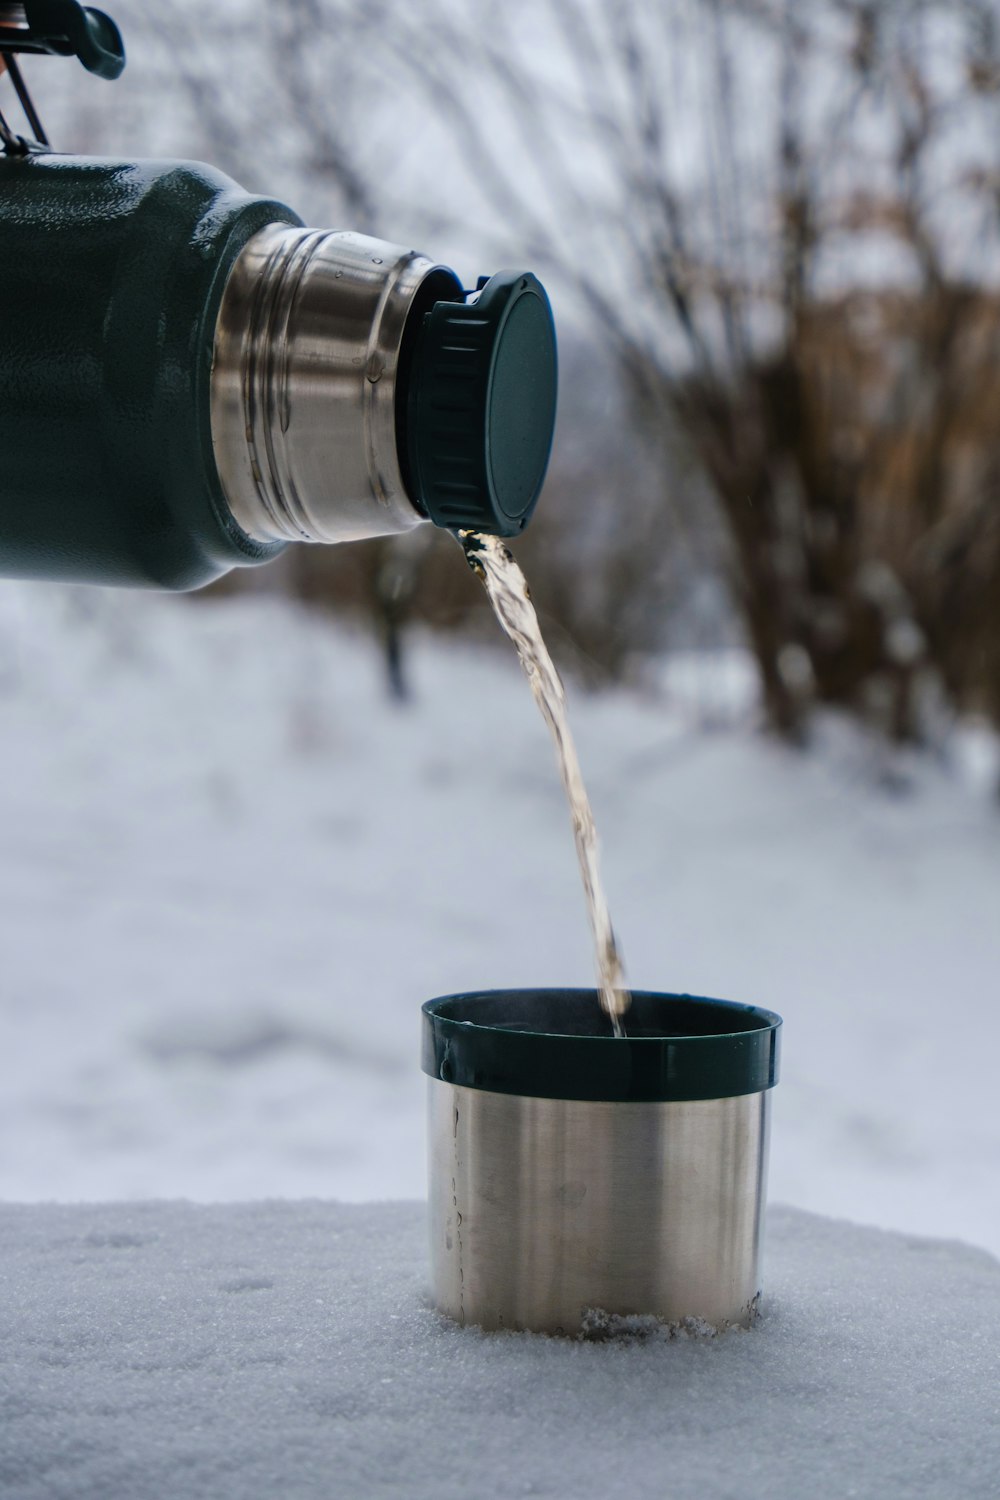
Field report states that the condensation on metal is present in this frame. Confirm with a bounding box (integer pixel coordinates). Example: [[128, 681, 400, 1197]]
[[211, 224, 437, 545], [428, 1078, 771, 1335]]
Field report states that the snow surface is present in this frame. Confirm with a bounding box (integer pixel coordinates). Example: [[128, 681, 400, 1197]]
[[1, 584, 999, 1255], [0, 1200, 997, 1500]]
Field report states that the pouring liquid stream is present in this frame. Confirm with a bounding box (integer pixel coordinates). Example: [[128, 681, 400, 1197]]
[[461, 532, 630, 1036]]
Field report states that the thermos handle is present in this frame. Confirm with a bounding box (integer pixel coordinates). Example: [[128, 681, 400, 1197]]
[[0, 2, 124, 153], [0, 2, 125, 80]]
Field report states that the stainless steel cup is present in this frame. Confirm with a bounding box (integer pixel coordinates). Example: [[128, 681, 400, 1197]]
[[422, 989, 782, 1335]]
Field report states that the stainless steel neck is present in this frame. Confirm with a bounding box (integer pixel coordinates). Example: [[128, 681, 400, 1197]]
[[428, 1080, 771, 1334], [210, 225, 449, 546]]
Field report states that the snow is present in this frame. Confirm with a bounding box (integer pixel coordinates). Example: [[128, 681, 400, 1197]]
[[0, 581, 998, 1494], [1, 582, 999, 1259], [0, 1199, 997, 1500]]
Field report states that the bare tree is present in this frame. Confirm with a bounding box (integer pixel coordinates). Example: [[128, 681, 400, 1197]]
[[369, 0, 1000, 740]]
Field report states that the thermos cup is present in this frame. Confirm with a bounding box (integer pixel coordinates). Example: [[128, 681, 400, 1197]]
[[423, 989, 782, 1335]]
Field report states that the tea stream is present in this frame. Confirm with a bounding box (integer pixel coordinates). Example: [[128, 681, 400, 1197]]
[[461, 532, 630, 1035]]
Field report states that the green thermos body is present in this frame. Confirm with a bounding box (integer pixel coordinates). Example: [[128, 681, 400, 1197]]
[[0, 153, 557, 589]]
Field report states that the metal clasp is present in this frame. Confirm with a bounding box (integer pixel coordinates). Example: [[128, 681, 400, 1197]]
[[0, 2, 124, 154]]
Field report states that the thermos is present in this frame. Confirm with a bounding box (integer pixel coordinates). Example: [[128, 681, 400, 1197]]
[[0, 7, 557, 590]]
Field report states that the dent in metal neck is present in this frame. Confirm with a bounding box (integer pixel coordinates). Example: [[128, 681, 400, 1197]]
[[210, 223, 460, 546]]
